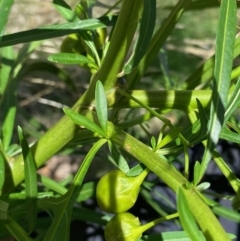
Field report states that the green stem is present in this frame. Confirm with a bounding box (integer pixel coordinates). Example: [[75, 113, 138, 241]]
[[112, 90, 211, 110], [72, 0, 143, 109], [2, 90, 212, 193], [138, 212, 179, 233], [118, 88, 190, 150], [110, 128, 230, 241]]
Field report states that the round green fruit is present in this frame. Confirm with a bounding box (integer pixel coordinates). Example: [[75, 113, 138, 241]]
[[60, 34, 86, 54], [96, 170, 144, 213], [104, 212, 142, 241]]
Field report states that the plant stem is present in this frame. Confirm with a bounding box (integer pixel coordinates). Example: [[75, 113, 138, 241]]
[[110, 128, 230, 241], [2, 90, 212, 193], [112, 90, 212, 110], [138, 212, 179, 233]]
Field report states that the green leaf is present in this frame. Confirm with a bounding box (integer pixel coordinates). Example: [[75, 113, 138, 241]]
[[212, 202, 240, 223], [127, 163, 146, 177], [140, 188, 173, 217], [76, 181, 96, 202], [78, 31, 101, 66], [213, 150, 240, 200], [193, 161, 201, 186], [140, 231, 235, 241], [1, 41, 42, 151], [195, 182, 210, 191], [95, 80, 108, 133], [185, 36, 240, 90], [224, 77, 240, 124], [0, 149, 7, 193], [199, 0, 237, 181], [63, 108, 106, 137], [151, 136, 156, 149], [48, 53, 98, 69], [4, 214, 34, 241], [0, 200, 8, 220], [38, 174, 67, 195], [108, 141, 129, 172], [220, 127, 240, 144], [0, 46, 14, 95], [18, 126, 38, 233], [38, 139, 106, 241], [128, 0, 191, 87], [1, 77, 17, 151], [124, 0, 156, 74], [140, 231, 205, 241], [157, 127, 182, 149], [0, 0, 14, 38], [177, 187, 203, 241], [52, 0, 77, 22], [0, 16, 117, 47]]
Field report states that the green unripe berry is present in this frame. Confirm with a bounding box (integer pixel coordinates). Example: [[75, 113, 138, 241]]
[[96, 169, 148, 213], [104, 212, 142, 241], [60, 34, 86, 54]]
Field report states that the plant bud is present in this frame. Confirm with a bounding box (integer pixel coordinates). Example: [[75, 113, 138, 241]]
[[104, 212, 142, 241], [96, 169, 147, 213]]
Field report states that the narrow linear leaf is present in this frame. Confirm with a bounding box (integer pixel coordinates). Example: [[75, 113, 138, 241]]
[[177, 187, 203, 241], [213, 204, 240, 225], [95, 80, 108, 133], [0, 0, 14, 38], [128, 0, 191, 87], [18, 126, 38, 233], [140, 231, 236, 241], [124, 0, 156, 74], [1, 78, 18, 151], [0, 16, 117, 47], [0, 46, 14, 95], [193, 161, 201, 186], [140, 188, 172, 217], [142, 232, 193, 241], [157, 127, 182, 149], [185, 36, 240, 90], [199, 0, 237, 181], [224, 77, 240, 124], [0, 200, 9, 220], [4, 214, 34, 241], [108, 142, 129, 172], [48, 53, 97, 68], [76, 181, 96, 202], [1, 42, 42, 151], [0, 150, 6, 193], [191, 99, 208, 143], [78, 31, 101, 66], [38, 174, 67, 195], [213, 150, 240, 199], [63, 108, 106, 137], [40, 139, 107, 241], [127, 163, 146, 177], [220, 127, 240, 144], [52, 0, 77, 22]]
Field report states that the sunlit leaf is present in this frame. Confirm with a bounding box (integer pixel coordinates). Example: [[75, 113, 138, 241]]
[[95, 80, 108, 133], [199, 0, 237, 182], [177, 187, 203, 241]]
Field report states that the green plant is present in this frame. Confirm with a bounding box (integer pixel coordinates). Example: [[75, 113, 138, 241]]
[[96, 168, 149, 213], [1, 0, 240, 240]]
